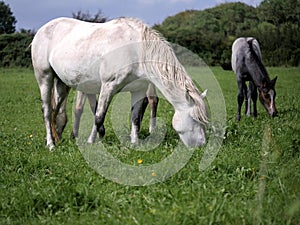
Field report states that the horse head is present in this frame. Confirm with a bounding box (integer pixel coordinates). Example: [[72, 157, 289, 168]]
[[172, 89, 208, 147], [172, 110, 206, 147], [259, 76, 278, 117]]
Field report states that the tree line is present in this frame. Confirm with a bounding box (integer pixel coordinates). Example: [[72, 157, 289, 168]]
[[0, 1, 107, 67], [154, 0, 300, 67], [0, 0, 299, 67]]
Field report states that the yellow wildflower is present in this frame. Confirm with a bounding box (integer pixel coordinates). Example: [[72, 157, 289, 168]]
[[137, 159, 143, 164]]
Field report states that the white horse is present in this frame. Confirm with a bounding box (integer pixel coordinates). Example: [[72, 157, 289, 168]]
[[31, 17, 208, 150], [71, 83, 158, 140]]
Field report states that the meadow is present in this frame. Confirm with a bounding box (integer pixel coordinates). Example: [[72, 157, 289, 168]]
[[0, 67, 299, 225]]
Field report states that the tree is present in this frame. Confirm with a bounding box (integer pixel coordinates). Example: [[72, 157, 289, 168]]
[[258, 0, 300, 26], [0, 33, 33, 67], [72, 10, 107, 23], [155, 3, 259, 66], [0, 1, 17, 34]]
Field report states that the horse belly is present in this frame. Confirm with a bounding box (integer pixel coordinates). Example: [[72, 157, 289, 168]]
[[76, 80, 101, 94], [57, 70, 101, 94], [49, 50, 101, 93]]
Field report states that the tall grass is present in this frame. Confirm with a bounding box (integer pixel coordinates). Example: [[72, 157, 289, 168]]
[[0, 67, 299, 224]]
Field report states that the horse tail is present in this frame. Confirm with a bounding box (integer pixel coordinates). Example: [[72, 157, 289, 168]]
[[247, 38, 269, 80], [25, 43, 32, 52], [247, 38, 262, 62]]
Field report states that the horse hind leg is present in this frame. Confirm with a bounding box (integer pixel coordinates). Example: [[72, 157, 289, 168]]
[[246, 83, 252, 117], [250, 82, 258, 117], [236, 79, 246, 121], [52, 77, 70, 142], [130, 89, 149, 144], [34, 68, 55, 149], [72, 91, 87, 139], [147, 83, 158, 133]]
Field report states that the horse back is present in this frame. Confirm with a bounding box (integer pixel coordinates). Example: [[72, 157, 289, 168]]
[[31, 17, 145, 92], [231, 37, 262, 75]]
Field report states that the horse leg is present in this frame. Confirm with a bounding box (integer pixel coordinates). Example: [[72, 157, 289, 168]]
[[131, 90, 149, 144], [71, 91, 87, 139], [243, 83, 249, 116], [236, 79, 246, 121], [52, 77, 70, 141], [86, 94, 105, 139], [251, 83, 258, 117], [246, 82, 252, 117], [86, 94, 97, 113], [87, 83, 116, 144], [34, 69, 55, 149], [147, 83, 159, 133]]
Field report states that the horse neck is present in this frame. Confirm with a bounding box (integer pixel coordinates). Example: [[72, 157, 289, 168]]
[[247, 39, 270, 90], [247, 55, 270, 90], [150, 78, 192, 112], [140, 29, 203, 115]]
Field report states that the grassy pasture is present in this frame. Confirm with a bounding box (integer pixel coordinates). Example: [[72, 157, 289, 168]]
[[0, 67, 299, 224]]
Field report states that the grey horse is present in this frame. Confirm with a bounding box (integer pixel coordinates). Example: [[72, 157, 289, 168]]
[[231, 37, 278, 121]]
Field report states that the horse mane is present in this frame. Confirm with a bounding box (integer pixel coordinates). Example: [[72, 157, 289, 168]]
[[247, 38, 270, 83], [138, 22, 208, 126]]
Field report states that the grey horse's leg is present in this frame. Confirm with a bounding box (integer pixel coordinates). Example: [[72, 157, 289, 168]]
[[250, 82, 258, 117], [236, 78, 247, 121], [246, 82, 252, 116]]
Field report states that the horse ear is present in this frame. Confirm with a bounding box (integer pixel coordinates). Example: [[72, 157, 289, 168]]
[[201, 89, 208, 99], [271, 76, 278, 87]]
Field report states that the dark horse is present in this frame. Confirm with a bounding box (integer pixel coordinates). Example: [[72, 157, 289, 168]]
[[231, 37, 278, 121]]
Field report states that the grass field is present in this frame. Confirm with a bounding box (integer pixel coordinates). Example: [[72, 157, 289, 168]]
[[0, 67, 299, 225]]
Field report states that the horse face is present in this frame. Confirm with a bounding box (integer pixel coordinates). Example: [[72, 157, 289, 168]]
[[259, 77, 278, 117], [172, 110, 206, 147]]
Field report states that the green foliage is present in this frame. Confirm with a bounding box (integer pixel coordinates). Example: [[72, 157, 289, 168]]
[[0, 32, 33, 67], [72, 10, 107, 23], [154, 1, 300, 67], [256, 0, 300, 66], [0, 67, 299, 224], [0, 1, 17, 34]]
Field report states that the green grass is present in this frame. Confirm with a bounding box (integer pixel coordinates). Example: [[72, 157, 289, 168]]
[[0, 67, 299, 225]]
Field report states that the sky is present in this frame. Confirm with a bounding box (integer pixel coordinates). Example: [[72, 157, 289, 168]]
[[4, 0, 262, 31]]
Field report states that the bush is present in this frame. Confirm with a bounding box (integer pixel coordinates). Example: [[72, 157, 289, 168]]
[[0, 32, 33, 67]]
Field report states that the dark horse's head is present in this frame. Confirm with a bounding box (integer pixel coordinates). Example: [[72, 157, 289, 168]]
[[259, 77, 278, 117]]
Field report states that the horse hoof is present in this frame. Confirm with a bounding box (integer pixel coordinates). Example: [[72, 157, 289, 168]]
[[70, 131, 77, 139], [48, 144, 55, 151], [87, 137, 95, 144], [131, 139, 139, 147], [98, 127, 105, 139]]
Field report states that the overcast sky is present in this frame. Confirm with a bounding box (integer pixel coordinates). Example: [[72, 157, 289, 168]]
[[4, 0, 262, 31]]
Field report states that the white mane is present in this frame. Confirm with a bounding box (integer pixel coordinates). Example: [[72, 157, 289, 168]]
[[137, 22, 208, 126]]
